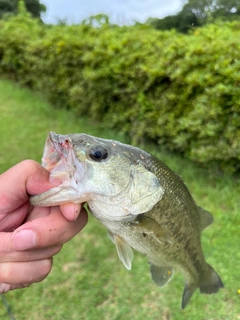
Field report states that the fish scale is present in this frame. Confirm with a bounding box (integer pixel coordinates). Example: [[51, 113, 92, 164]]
[[31, 132, 224, 309]]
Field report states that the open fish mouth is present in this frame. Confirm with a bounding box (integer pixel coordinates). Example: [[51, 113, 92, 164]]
[[30, 132, 88, 207], [42, 132, 82, 186]]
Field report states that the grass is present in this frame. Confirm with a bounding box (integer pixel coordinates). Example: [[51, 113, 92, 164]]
[[0, 79, 239, 319]]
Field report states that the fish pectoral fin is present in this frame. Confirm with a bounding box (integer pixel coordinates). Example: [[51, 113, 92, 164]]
[[150, 264, 174, 287], [129, 164, 164, 215], [111, 234, 133, 271], [151, 229, 172, 245], [198, 206, 214, 231], [107, 230, 115, 243], [132, 215, 172, 244]]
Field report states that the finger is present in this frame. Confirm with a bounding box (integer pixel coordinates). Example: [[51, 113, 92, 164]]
[[28, 203, 83, 222], [0, 258, 52, 285], [59, 203, 82, 221], [0, 160, 53, 213], [28, 203, 82, 221], [26, 202, 83, 222], [0, 201, 29, 232], [0, 230, 62, 262], [1, 245, 62, 263], [25, 205, 50, 221], [0, 283, 29, 294], [11, 206, 88, 251]]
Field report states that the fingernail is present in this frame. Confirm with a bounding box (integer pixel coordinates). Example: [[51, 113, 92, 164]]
[[12, 230, 37, 251]]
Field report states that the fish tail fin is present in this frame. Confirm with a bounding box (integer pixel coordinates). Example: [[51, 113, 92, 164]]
[[182, 284, 198, 309], [182, 264, 223, 309], [199, 264, 224, 294]]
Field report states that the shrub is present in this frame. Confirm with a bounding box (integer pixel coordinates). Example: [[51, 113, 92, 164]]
[[0, 15, 239, 173]]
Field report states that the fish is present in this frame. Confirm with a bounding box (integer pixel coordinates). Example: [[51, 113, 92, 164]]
[[31, 132, 224, 309]]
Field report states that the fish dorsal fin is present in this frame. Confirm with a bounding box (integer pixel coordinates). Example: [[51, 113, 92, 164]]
[[129, 164, 164, 215], [150, 264, 174, 287], [198, 206, 214, 231], [108, 231, 133, 270], [131, 215, 172, 244]]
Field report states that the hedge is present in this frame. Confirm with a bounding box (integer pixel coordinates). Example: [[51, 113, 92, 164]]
[[0, 11, 239, 173]]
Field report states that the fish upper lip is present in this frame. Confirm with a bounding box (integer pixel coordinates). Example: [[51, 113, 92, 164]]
[[49, 132, 72, 156], [46, 132, 82, 186]]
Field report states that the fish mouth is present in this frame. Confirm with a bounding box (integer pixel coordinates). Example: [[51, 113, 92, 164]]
[[42, 131, 83, 187], [31, 132, 87, 207]]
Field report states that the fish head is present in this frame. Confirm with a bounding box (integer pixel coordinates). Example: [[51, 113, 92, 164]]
[[31, 132, 164, 221]]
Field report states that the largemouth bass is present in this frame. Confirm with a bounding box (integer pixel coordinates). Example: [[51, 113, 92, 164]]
[[31, 132, 223, 308]]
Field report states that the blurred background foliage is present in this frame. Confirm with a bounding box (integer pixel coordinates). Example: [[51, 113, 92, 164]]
[[0, 0, 239, 175]]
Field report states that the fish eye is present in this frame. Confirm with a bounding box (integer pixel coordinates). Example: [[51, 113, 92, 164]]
[[89, 146, 108, 162]]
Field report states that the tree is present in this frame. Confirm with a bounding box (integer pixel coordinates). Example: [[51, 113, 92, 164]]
[[212, 0, 240, 20], [181, 0, 215, 22], [0, 0, 15, 18], [25, 0, 46, 18], [148, 0, 240, 33], [147, 10, 200, 33], [181, 0, 240, 23], [0, 0, 46, 19]]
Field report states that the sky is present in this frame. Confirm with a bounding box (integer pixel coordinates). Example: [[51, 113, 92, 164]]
[[41, 0, 184, 25]]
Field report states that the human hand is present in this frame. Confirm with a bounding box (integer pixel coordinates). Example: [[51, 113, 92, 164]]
[[0, 160, 87, 293]]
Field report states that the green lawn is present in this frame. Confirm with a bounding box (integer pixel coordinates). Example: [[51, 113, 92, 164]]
[[0, 79, 239, 319]]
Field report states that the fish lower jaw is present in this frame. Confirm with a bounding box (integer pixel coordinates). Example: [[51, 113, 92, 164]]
[[88, 202, 137, 222]]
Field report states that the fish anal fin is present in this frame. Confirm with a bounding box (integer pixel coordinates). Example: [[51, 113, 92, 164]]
[[150, 264, 174, 287], [113, 234, 133, 271], [198, 206, 214, 231]]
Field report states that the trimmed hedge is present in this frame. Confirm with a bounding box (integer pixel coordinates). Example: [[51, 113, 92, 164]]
[[0, 12, 239, 173]]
